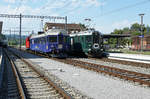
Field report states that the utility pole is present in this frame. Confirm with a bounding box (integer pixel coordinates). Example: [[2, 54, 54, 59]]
[[9, 29, 11, 45], [65, 16, 67, 33], [139, 13, 145, 52], [41, 18, 44, 31], [19, 13, 22, 50]]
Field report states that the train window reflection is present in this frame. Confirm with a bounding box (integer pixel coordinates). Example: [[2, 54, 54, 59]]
[[86, 36, 92, 42], [63, 36, 67, 43]]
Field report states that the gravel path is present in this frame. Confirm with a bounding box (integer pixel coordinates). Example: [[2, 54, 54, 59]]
[[10, 48, 150, 99], [73, 58, 150, 75]]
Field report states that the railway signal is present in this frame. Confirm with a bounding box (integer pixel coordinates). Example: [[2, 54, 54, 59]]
[[139, 13, 145, 52]]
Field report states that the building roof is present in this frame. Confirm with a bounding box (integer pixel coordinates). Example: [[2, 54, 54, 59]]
[[44, 23, 83, 32], [30, 29, 68, 39]]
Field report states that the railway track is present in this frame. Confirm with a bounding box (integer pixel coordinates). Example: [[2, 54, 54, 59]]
[[2, 49, 73, 99], [7, 48, 90, 99], [56, 58, 150, 87], [0, 48, 25, 98], [98, 58, 150, 68], [11, 47, 150, 87]]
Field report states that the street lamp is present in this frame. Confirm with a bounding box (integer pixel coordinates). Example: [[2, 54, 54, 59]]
[[139, 13, 145, 52]]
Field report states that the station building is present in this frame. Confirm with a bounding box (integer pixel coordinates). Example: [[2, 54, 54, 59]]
[[131, 35, 150, 51]]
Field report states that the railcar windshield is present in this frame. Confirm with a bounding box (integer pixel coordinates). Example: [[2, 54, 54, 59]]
[[86, 36, 92, 42], [93, 32, 99, 43], [58, 35, 63, 44], [49, 36, 57, 42], [63, 36, 68, 43]]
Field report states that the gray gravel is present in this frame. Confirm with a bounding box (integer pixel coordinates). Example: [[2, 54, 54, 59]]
[[9, 48, 150, 99]]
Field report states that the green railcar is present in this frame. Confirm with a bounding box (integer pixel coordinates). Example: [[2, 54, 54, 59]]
[[69, 30, 105, 57]]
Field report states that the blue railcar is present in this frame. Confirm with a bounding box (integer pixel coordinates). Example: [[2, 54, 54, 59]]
[[29, 29, 69, 57]]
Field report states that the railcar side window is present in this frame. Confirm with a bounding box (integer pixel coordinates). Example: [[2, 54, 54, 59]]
[[32, 40, 34, 44], [34, 39, 37, 44], [86, 36, 92, 42], [49, 36, 57, 42], [78, 37, 80, 42], [41, 37, 46, 44], [82, 37, 84, 41]]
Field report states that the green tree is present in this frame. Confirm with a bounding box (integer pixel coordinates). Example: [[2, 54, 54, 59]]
[[122, 27, 130, 34], [112, 29, 123, 34], [145, 25, 150, 34], [130, 23, 141, 31]]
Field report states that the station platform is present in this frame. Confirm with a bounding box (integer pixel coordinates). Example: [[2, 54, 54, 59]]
[[109, 53, 150, 64]]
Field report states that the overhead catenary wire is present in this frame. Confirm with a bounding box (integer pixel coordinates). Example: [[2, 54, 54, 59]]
[[101, 0, 150, 16]]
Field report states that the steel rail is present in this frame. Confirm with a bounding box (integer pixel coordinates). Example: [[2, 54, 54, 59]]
[[4, 49, 26, 99], [99, 57, 150, 68], [0, 49, 5, 92], [59, 59, 150, 86], [8, 48, 73, 99], [20, 47, 150, 86], [15, 47, 150, 86]]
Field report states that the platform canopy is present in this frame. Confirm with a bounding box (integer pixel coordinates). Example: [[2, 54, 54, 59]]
[[102, 34, 131, 38]]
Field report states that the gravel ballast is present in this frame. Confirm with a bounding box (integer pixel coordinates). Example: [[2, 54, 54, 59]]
[[10, 48, 150, 99]]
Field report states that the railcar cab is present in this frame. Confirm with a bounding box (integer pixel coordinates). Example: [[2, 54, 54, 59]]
[[91, 30, 104, 57], [26, 37, 30, 49], [46, 29, 69, 57], [92, 31, 103, 49], [29, 29, 69, 58]]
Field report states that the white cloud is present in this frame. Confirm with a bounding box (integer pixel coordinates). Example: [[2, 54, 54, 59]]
[[94, 20, 139, 34], [112, 20, 132, 29], [0, 0, 104, 35], [0, 4, 61, 35], [3, 0, 16, 3], [95, 25, 112, 34], [84, 0, 101, 7]]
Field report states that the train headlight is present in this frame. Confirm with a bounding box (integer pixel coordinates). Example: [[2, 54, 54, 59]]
[[58, 44, 63, 49], [93, 43, 99, 49], [46, 46, 48, 49], [88, 49, 91, 51]]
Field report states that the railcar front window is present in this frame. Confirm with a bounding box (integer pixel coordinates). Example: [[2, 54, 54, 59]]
[[86, 36, 92, 42], [93, 32, 99, 43], [49, 36, 57, 42], [59, 35, 63, 43], [63, 36, 67, 43], [93, 36, 99, 43]]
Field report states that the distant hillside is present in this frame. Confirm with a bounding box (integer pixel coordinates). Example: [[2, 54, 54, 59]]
[[4, 34, 27, 40]]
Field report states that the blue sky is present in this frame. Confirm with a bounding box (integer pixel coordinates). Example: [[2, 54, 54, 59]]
[[0, 0, 150, 35]]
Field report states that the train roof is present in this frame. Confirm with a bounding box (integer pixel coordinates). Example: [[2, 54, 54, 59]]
[[69, 30, 101, 37], [30, 29, 68, 39]]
